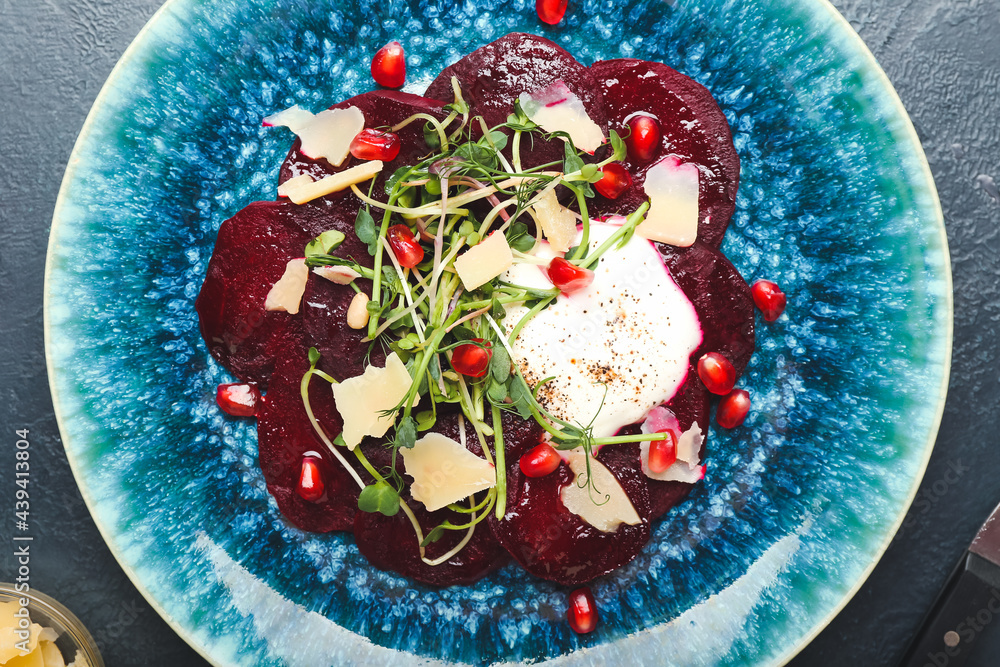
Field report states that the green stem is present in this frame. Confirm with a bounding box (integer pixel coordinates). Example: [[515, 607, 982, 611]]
[[399, 326, 448, 417], [512, 129, 523, 173], [508, 296, 556, 344], [352, 447, 386, 484], [299, 364, 365, 490], [491, 404, 507, 520], [311, 369, 338, 385], [593, 431, 672, 446], [568, 186, 591, 262], [578, 201, 650, 270], [447, 488, 495, 514]]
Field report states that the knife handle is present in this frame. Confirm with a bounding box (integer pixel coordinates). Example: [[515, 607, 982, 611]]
[[899, 551, 1000, 667]]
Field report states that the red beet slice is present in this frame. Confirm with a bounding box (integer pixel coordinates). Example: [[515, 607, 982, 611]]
[[423, 33, 607, 170], [301, 275, 387, 382], [618, 376, 710, 519], [490, 443, 652, 586], [354, 408, 540, 586], [630, 241, 753, 517], [589, 59, 740, 248], [296, 204, 386, 381], [195, 201, 335, 386], [257, 350, 369, 532], [662, 240, 755, 375], [278, 90, 448, 205], [354, 485, 509, 587]]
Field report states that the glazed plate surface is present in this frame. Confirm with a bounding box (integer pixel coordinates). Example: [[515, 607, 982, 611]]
[[45, 0, 951, 664]]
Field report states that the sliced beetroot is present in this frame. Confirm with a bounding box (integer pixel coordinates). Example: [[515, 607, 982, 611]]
[[195, 201, 335, 386], [278, 90, 448, 205], [353, 408, 541, 586], [662, 240, 755, 375], [300, 276, 385, 381], [619, 376, 710, 519], [490, 443, 651, 586], [625, 241, 753, 517], [589, 59, 740, 248], [354, 486, 509, 587], [296, 206, 384, 381], [423, 33, 607, 169], [257, 350, 369, 532]]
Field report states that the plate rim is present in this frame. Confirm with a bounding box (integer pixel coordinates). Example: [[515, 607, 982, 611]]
[[771, 0, 953, 662], [42, 0, 953, 664]]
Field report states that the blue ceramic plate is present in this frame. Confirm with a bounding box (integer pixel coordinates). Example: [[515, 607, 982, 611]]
[[45, 0, 951, 664]]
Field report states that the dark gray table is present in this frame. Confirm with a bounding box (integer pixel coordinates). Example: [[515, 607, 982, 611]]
[[2, 1, 997, 664]]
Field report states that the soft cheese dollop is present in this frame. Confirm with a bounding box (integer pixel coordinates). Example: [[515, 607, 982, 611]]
[[519, 80, 605, 154], [332, 352, 413, 450], [560, 450, 642, 532], [503, 223, 702, 438], [402, 432, 496, 512]]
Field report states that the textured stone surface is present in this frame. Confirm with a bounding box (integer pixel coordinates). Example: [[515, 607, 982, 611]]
[[0, 1, 997, 666]]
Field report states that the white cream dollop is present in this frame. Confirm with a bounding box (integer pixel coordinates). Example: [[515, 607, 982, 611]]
[[502, 222, 702, 439]]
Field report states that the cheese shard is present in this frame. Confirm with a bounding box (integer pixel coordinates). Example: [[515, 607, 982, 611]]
[[676, 421, 704, 464], [263, 105, 314, 132], [531, 188, 576, 253], [637, 155, 700, 247], [277, 174, 314, 198], [402, 432, 496, 511], [264, 105, 365, 166], [298, 107, 365, 164], [332, 352, 413, 450], [640, 421, 706, 483], [560, 450, 642, 533], [454, 232, 513, 290], [282, 160, 383, 204], [519, 80, 605, 154], [264, 258, 308, 314], [313, 265, 361, 285]]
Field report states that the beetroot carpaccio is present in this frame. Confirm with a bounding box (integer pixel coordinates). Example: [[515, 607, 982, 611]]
[[198, 32, 763, 607]]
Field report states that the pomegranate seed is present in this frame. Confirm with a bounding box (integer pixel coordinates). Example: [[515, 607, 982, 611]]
[[216, 383, 261, 417], [451, 339, 492, 378], [647, 431, 678, 473], [594, 163, 632, 199], [717, 389, 751, 428], [536, 0, 568, 24], [697, 352, 736, 395], [751, 279, 787, 322], [371, 41, 406, 88], [386, 224, 425, 268], [625, 115, 661, 163], [298, 456, 325, 502], [520, 443, 562, 477], [546, 257, 594, 294], [567, 587, 599, 634], [350, 128, 401, 162]]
